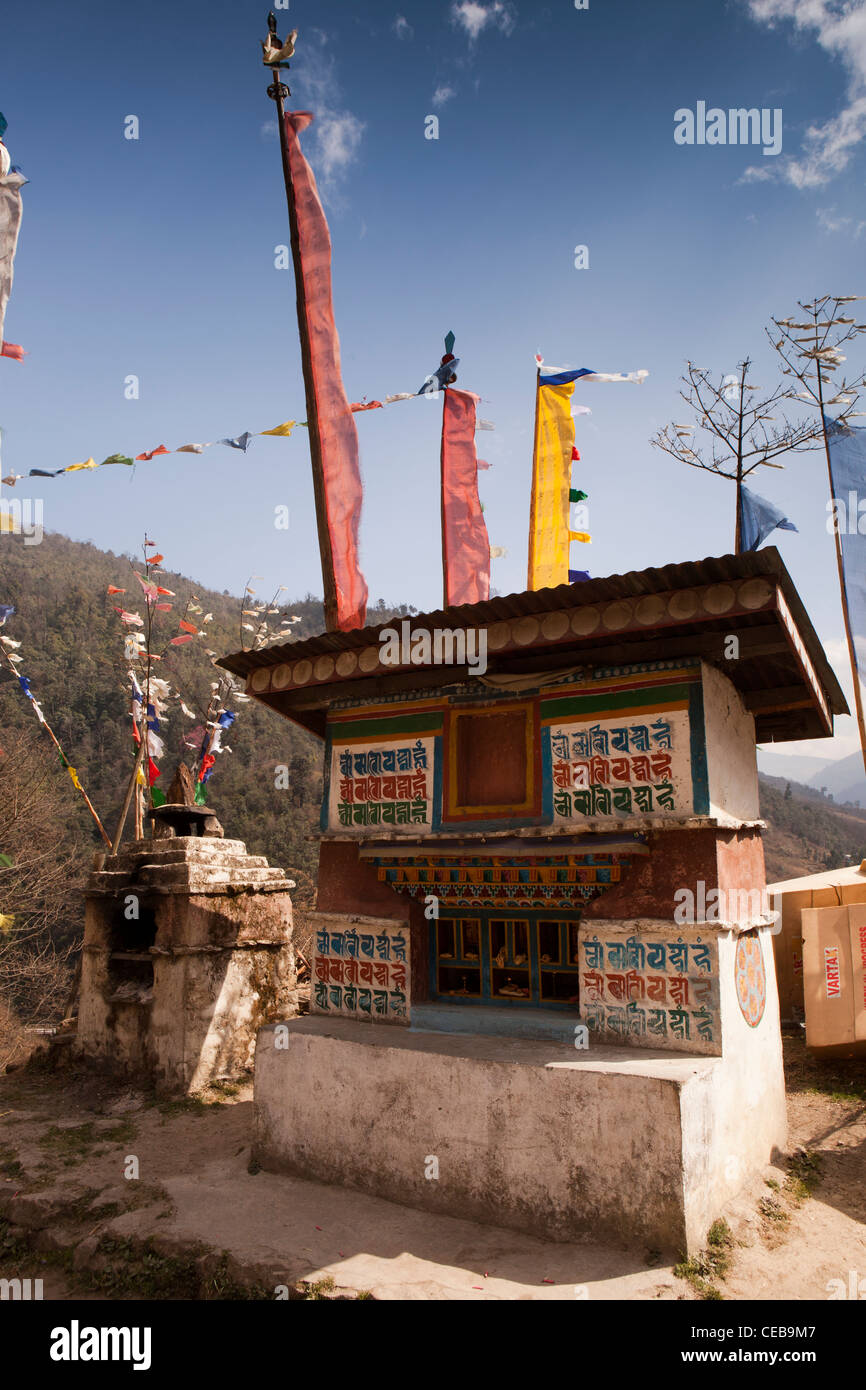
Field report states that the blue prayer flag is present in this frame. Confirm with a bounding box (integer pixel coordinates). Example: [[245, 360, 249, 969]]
[[738, 485, 797, 552]]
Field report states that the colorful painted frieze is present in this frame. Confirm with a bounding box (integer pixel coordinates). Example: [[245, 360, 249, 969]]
[[579, 931, 720, 1054], [311, 923, 411, 1025]]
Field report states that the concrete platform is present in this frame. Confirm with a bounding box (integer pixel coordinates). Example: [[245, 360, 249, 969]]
[[411, 1002, 582, 1043], [254, 1015, 744, 1255]]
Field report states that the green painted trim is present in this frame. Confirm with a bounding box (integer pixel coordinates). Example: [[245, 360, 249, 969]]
[[329, 712, 445, 739], [541, 679, 697, 721]]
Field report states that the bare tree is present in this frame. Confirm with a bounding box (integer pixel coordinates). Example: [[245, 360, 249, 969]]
[[651, 358, 823, 552]]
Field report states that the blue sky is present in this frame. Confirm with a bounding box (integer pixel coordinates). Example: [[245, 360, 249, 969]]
[[2, 0, 866, 764]]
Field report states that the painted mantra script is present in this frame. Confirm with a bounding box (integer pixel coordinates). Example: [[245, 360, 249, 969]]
[[579, 934, 720, 1051], [333, 738, 432, 829], [312, 925, 409, 1023], [550, 712, 689, 820]]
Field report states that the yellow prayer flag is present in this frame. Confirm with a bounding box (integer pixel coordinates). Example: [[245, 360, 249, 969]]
[[67, 765, 83, 792], [136, 766, 146, 786], [260, 421, 296, 437], [63, 458, 98, 473], [0, 512, 16, 533], [527, 381, 575, 590], [0, 913, 15, 934], [568, 530, 591, 544]]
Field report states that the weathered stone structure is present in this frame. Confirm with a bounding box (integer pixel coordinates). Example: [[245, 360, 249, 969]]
[[77, 831, 297, 1094]]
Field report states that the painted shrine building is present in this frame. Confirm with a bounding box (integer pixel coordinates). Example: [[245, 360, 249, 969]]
[[219, 549, 846, 1251]]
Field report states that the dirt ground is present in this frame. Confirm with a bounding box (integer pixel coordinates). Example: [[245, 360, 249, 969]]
[[1, 1032, 864, 1301]]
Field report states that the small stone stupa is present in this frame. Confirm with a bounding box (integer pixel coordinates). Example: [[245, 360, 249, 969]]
[[76, 763, 297, 1093]]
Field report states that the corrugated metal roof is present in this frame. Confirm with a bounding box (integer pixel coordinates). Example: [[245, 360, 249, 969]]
[[218, 547, 846, 716]]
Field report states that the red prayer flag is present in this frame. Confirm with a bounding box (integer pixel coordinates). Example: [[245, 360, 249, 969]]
[[440, 389, 490, 607], [178, 619, 197, 634], [135, 446, 170, 461], [349, 401, 384, 413], [170, 634, 195, 645], [283, 111, 368, 633], [572, 446, 580, 461], [1, 342, 25, 361], [147, 553, 164, 565], [148, 757, 161, 785], [107, 586, 126, 594]]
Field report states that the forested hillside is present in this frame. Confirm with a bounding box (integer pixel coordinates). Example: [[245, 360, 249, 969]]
[[0, 531, 415, 1043]]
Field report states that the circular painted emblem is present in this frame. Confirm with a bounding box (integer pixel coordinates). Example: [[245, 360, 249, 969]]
[[735, 931, 767, 1028]]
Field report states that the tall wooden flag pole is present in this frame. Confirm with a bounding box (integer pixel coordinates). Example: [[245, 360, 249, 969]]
[[263, 13, 343, 632], [526, 362, 542, 589]]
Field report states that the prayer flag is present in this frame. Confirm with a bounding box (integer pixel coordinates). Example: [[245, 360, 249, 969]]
[[135, 446, 169, 461], [440, 388, 490, 607], [260, 421, 296, 436], [528, 377, 576, 589], [825, 419, 866, 691], [738, 484, 797, 551], [0, 159, 26, 355], [283, 111, 368, 632]]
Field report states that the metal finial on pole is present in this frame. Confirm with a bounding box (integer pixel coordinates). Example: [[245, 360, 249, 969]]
[[262, 13, 339, 631]]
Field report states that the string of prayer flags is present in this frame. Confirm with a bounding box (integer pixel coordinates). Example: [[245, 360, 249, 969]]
[[0, 621, 110, 844], [1, 388, 493, 490]]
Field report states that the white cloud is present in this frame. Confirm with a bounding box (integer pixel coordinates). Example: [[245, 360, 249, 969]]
[[433, 84, 457, 106], [737, 164, 775, 182], [746, 0, 866, 186], [393, 14, 413, 40], [315, 113, 365, 182], [291, 34, 365, 196], [817, 204, 866, 234], [450, 1, 516, 42]]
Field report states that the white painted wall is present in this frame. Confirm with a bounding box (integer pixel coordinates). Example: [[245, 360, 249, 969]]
[[702, 662, 760, 824]]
